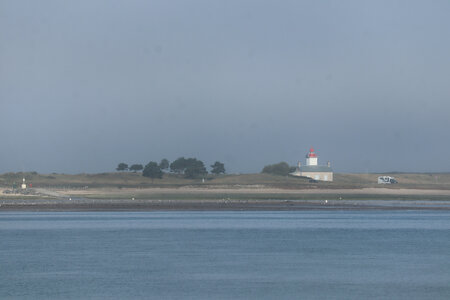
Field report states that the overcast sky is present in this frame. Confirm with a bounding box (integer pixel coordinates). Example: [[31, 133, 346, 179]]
[[1, 0, 450, 174]]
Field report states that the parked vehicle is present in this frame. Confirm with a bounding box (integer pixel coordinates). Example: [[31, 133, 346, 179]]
[[378, 176, 398, 184]]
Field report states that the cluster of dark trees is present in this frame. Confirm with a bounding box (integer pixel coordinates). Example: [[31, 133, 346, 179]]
[[116, 163, 143, 172], [262, 162, 296, 176], [116, 158, 225, 181], [168, 157, 207, 179]]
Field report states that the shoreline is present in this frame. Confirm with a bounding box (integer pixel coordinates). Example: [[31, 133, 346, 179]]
[[1, 186, 450, 211], [1, 199, 450, 212]]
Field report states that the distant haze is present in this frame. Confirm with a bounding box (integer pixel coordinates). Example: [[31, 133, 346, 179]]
[[1, 0, 450, 174]]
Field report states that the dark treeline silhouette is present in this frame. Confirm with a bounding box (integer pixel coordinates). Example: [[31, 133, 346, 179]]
[[262, 162, 296, 176], [116, 158, 225, 181]]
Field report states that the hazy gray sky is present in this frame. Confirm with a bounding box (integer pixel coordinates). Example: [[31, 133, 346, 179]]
[[1, 0, 450, 174]]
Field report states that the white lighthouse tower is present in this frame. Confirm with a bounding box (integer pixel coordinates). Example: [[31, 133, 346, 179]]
[[290, 147, 333, 181], [306, 147, 318, 166]]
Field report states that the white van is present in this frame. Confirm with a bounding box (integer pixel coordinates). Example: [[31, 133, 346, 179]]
[[378, 176, 398, 184]]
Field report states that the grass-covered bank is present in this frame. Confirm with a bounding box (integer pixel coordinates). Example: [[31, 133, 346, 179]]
[[1, 171, 450, 190]]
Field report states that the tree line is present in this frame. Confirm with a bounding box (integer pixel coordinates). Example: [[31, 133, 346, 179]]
[[116, 158, 225, 181], [118, 159, 300, 179], [261, 162, 297, 176]]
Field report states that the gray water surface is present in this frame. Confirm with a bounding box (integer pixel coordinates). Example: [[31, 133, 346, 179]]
[[1, 211, 450, 299]]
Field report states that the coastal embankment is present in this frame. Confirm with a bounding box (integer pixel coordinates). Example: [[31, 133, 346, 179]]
[[1, 186, 450, 211], [1, 172, 449, 211]]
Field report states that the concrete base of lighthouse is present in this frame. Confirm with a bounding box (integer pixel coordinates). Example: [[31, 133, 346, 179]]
[[290, 168, 333, 182]]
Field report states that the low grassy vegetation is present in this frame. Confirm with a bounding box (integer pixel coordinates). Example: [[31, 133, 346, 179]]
[[1, 171, 450, 190]]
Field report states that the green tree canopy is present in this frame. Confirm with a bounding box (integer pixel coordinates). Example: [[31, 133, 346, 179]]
[[129, 164, 143, 172], [116, 163, 128, 171], [184, 158, 207, 179], [159, 158, 170, 171], [262, 162, 291, 176], [142, 161, 163, 182], [170, 157, 207, 178], [210, 161, 225, 175], [170, 157, 188, 173]]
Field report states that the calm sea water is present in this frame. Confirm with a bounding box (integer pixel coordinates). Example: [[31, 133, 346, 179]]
[[1, 211, 449, 299]]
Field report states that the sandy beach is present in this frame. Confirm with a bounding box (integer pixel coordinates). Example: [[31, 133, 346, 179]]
[[61, 186, 450, 196], [1, 186, 450, 211]]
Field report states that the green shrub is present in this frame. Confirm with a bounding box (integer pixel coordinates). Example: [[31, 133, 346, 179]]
[[262, 162, 291, 176]]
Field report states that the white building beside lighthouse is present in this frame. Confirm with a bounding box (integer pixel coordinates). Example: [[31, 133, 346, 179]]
[[290, 147, 333, 181]]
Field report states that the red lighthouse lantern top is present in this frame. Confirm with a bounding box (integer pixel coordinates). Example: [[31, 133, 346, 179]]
[[307, 147, 317, 158]]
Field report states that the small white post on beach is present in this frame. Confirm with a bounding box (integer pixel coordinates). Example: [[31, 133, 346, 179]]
[[21, 178, 27, 190]]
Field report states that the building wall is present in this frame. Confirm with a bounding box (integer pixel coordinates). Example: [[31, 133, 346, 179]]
[[300, 172, 333, 182], [306, 157, 318, 166]]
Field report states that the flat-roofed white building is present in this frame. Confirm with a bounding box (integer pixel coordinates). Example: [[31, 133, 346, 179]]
[[290, 147, 333, 181]]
